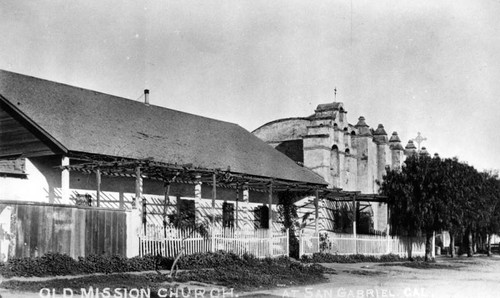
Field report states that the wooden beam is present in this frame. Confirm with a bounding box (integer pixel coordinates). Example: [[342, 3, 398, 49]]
[[58, 153, 329, 196]]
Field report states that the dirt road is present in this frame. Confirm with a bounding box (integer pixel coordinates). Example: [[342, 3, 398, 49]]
[[242, 255, 500, 298]]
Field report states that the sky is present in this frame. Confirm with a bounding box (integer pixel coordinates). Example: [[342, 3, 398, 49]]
[[1, 0, 499, 171]]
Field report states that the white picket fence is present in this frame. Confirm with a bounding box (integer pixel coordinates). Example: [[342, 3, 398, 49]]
[[300, 232, 427, 257], [139, 225, 289, 258]]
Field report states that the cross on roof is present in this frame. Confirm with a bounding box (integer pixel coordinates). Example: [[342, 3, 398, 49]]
[[334, 87, 337, 102], [413, 132, 427, 151]]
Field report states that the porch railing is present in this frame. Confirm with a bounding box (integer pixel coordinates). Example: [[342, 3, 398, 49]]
[[139, 225, 289, 258]]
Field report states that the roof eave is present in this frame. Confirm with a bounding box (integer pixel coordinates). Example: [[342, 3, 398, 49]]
[[0, 94, 68, 155]]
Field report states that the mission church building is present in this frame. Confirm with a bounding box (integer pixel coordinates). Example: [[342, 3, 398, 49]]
[[253, 102, 422, 233]]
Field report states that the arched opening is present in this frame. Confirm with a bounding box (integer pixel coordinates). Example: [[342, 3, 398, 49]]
[[351, 131, 356, 136], [331, 145, 340, 188]]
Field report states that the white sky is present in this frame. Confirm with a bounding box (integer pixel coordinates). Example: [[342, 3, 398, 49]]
[[1, 0, 499, 171]]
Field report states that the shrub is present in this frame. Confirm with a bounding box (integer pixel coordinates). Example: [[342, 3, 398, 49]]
[[0, 253, 175, 278], [178, 251, 254, 269], [0, 251, 316, 278], [1, 252, 79, 277], [301, 252, 422, 263], [379, 253, 403, 262]]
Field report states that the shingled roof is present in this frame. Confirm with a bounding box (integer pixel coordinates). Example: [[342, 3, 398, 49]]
[[0, 70, 327, 185]]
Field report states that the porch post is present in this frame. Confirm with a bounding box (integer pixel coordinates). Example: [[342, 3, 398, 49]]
[[135, 166, 144, 231], [211, 173, 216, 252], [353, 194, 357, 254], [135, 167, 143, 209], [96, 168, 101, 207], [126, 166, 143, 257], [268, 182, 273, 256], [61, 156, 70, 204], [212, 173, 217, 224], [195, 174, 202, 200], [242, 183, 250, 229], [163, 181, 170, 237], [194, 174, 202, 225], [235, 184, 239, 229], [314, 189, 319, 234]]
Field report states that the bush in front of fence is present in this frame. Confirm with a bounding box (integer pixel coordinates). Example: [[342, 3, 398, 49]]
[[301, 253, 424, 263], [0, 253, 175, 277], [0, 252, 79, 277], [178, 251, 258, 269], [0, 251, 277, 277], [176, 254, 327, 291]]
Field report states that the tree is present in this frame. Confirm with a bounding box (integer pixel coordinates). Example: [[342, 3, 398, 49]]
[[167, 212, 209, 278], [277, 190, 312, 259], [437, 158, 471, 258], [381, 153, 500, 260], [379, 154, 448, 261], [476, 171, 500, 256]]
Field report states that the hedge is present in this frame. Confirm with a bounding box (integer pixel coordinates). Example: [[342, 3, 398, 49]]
[[0, 251, 281, 278], [301, 253, 425, 263]]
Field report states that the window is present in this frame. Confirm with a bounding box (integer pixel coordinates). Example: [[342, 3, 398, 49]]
[[254, 205, 269, 229], [222, 202, 235, 228], [0, 158, 27, 178], [176, 198, 195, 225]]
